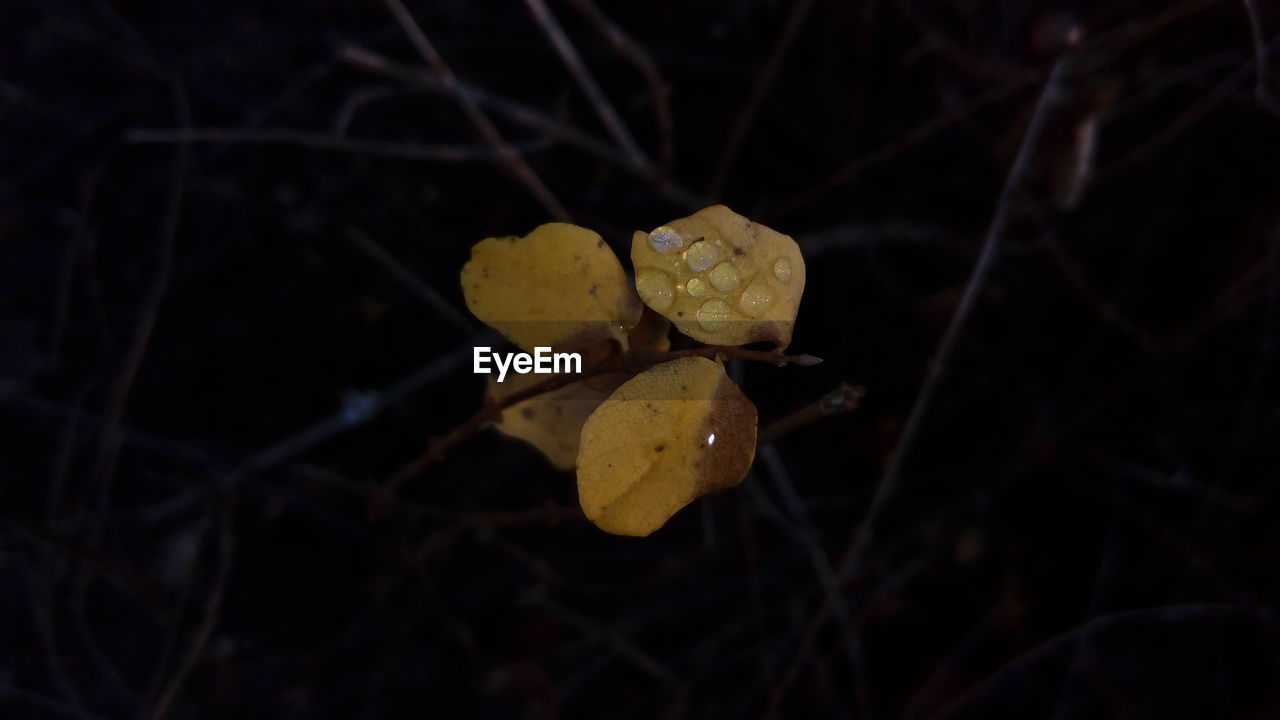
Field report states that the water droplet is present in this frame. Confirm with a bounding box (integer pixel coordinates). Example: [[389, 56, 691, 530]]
[[738, 281, 775, 317], [648, 225, 683, 253], [697, 298, 733, 331], [635, 268, 674, 311], [684, 240, 718, 273], [709, 262, 740, 291], [706, 432, 717, 447], [685, 277, 708, 298], [773, 257, 792, 282]]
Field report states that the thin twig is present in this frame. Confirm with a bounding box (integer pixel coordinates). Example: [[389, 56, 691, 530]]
[[346, 228, 475, 334], [1240, 0, 1280, 113], [139, 339, 490, 524], [49, 160, 110, 370], [1046, 502, 1124, 720], [149, 508, 234, 720], [1095, 50, 1268, 179], [411, 504, 583, 562], [757, 383, 864, 446], [87, 78, 189, 510], [708, 0, 816, 200], [1074, 0, 1232, 74], [772, 76, 1036, 218], [141, 521, 196, 712], [899, 601, 1003, 719], [380, 345, 822, 503], [126, 126, 552, 162], [338, 45, 705, 209], [337, 46, 627, 163], [758, 445, 870, 718], [521, 0, 651, 171], [519, 586, 682, 690], [220, 338, 488, 489], [378, 0, 569, 220], [923, 604, 1273, 720], [841, 54, 1068, 586], [30, 566, 82, 710], [332, 85, 401, 135], [565, 0, 675, 177], [762, 56, 1071, 717]]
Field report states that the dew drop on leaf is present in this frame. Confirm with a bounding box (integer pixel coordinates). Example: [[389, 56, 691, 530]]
[[709, 261, 740, 291], [635, 268, 675, 311], [773, 257, 792, 282], [697, 298, 733, 331], [684, 240, 718, 273], [648, 225, 684, 253], [630, 205, 806, 349], [738, 280, 775, 318]]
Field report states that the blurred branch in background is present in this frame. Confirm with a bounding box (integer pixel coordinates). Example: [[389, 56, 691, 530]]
[[564, 0, 675, 178], [378, 0, 569, 219], [765, 54, 1073, 716], [520, 0, 651, 173]]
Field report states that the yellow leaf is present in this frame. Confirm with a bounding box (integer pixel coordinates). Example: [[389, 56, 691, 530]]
[[488, 371, 626, 471], [486, 309, 670, 470], [462, 223, 643, 353], [576, 357, 757, 536], [631, 205, 806, 349]]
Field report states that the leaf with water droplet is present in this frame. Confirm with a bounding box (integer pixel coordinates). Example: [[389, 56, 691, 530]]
[[462, 223, 643, 353], [576, 357, 757, 536], [631, 205, 806, 349]]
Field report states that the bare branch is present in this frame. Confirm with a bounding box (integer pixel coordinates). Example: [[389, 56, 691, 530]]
[[380, 345, 823, 504], [519, 585, 682, 690], [757, 383, 864, 446], [773, 77, 1035, 218], [521, 0, 651, 171], [709, 0, 817, 200], [346, 228, 476, 334], [923, 604, 1273, 720], [841, 55, 1069, 585], [149, 509, 234, 720], [338, 44, 705, 209], [127, 126, 550, 162], [1240, 0, 1280, 113], [378, 0, 569, 220], [89, 77, 190, 516], [763, 56, 1072, 716], [565, 0, 675, 176]]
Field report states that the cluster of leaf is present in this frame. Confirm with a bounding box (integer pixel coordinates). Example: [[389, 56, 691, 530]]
[[461, 206, 806, 536]]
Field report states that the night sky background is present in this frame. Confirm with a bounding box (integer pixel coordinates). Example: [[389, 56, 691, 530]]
[[2, 0, 1279, 718]]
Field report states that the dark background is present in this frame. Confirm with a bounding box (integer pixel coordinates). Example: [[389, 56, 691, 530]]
[[2, 0, 1279, 718]]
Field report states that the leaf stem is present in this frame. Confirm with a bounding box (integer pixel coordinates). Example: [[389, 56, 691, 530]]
[[758, 383, 865, 447], [376, 345, 823, 511]]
